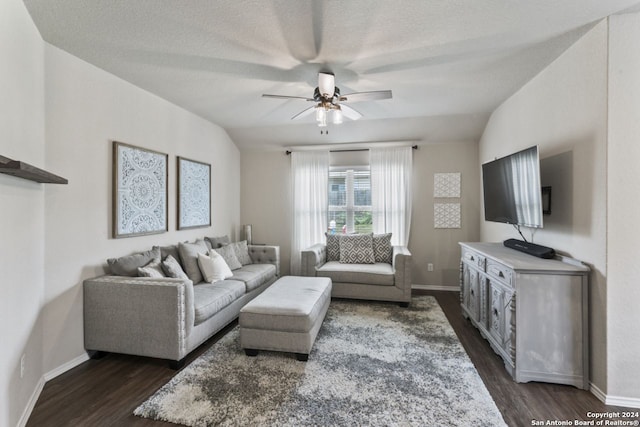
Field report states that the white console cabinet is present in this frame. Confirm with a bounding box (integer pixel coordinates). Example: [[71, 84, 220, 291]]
[[459, 242, 590, 389]]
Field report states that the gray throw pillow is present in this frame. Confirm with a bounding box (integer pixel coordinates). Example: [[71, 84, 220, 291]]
[[230, 240, 252, 266], [155, 245, 181, 265], [325, 233, 341, 262], [137, 260, 165, 278], [339, 233, 375, 264], [205, 235, 230, 249], [162, 254, 189, 280], [213, 245, 242, 270], [372, 233, 393, 264], [107, 247, 161, 277], [178, 240, 209, 283]]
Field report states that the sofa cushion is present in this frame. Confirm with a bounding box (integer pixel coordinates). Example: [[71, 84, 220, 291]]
[[198, 251, 233, 283], [325, 233, 341, 261], [316, 261, 395, 286], [230, 240, 252, 266], [137, 260, 165, 278], [205, 235, 231, 250], [107, 247, 160, 277], [178, 240, 209, 283], [192, 280, 245, 325], [339, 233, 375, 264], [230, 263, 277, 292], [372, 233, 393, 264], [213, 245, 242, 270], [161, 254, 189, 280]]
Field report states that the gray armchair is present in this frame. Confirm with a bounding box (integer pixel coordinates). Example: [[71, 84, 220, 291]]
[[301, 244, 412, 306]]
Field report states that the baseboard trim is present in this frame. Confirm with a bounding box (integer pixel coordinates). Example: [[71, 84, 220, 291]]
[[44, 352, 90, 382], [18, 353, 90, 426], [412, 284, 459, 292], [606, 394, 640, 409], [590, 383, 640, 409], [590, 382, 607, 403], [17, 376, 45, 427]]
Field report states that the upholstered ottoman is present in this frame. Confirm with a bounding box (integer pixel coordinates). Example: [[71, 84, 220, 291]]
[[239, 276, 332, 361]]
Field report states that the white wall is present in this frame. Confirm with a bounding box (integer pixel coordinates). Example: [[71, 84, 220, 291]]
[[1, 2, 241, 422], [42, 44, 241, 374], [411, 142, 480, 287], [479, 21, 609, 393], [0, 1, 46, 425], [241, 151, 292, 274], [607, 11, 640, 404], [240, 141, 480, 287]]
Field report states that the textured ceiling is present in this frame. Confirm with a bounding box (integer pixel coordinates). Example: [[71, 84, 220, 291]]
[[24, 0, 640, 149]]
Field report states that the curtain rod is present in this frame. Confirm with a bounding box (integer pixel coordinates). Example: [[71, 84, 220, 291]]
[[285, 145, 417, 155]]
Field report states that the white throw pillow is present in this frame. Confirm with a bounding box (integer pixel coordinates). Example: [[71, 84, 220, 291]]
[[197, 251, 233, 283]]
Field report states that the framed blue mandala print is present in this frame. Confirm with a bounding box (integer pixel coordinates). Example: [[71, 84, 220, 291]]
[[177, 156, 211, 230], [113, 141, 168, 238]]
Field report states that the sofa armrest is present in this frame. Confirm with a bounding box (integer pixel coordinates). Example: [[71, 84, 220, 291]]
[[392, 246, 412, 300], [301, 244, 326, 276], [83, 275, 194, 361], [248, 245, 280, 276]]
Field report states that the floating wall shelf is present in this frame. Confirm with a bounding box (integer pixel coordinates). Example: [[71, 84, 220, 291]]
[[0, 155, 68, 184]]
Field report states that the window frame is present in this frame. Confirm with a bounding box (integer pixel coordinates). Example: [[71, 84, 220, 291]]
[[328, 167, 372, 234]]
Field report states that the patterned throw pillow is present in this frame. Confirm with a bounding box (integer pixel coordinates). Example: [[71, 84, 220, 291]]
[[372, 233, 393, 264], [137, 260, 165, 278], [204, 235, 231, 250], [339, 233, 375, 264], [325, 233, 341, 261], [214, 245, 242, 270], [162, 254, 189, 280], [230, 240, 253, 266]]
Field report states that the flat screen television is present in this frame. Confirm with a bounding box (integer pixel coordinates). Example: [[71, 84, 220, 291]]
[[482, 145, 543, 228]]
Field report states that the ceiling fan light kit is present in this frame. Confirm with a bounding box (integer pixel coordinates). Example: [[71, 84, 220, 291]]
[[263, 72, 392, 128], [315, 102, 343, 127]]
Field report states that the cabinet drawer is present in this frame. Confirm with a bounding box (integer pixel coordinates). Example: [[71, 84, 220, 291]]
[[486, 259, 512, 286], [462, 248, 486, 271]]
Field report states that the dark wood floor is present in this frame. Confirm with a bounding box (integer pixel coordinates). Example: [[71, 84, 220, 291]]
[[28, 290, 637, 427]]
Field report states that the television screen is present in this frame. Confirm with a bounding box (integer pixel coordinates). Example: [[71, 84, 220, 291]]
[[482, 145, 543, 228]]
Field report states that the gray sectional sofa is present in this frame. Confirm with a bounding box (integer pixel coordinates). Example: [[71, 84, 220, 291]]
[[84, 236, 279, 368], [300, 233, 412, 305]]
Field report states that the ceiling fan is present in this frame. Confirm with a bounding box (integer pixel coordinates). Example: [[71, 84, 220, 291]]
[[262, 72, 392, 127]]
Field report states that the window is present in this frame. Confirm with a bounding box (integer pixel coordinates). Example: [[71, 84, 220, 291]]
[[328, 169, 372, 234]]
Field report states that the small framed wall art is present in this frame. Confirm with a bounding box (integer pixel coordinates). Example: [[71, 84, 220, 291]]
[[112, 141, 168, 238], [177, 156, 211, 230]]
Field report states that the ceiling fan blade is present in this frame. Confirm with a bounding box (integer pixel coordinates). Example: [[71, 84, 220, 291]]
[[340, 104, 362, 121], [262, 94, 314, 101], [291, 105, 316, 120], [318, 72, 335, 98], [340, 90, 392, 103]]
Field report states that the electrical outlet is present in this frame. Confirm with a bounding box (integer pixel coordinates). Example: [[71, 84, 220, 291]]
[[427, 263, 434, 272], [20, 354, 25, 378]]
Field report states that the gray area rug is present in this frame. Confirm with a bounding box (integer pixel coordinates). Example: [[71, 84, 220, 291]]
[[134, 296, 506, 426]]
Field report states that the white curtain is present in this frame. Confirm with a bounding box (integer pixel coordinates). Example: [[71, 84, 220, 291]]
[[290, 151, 329, 275], [370, 146, 413, 246]]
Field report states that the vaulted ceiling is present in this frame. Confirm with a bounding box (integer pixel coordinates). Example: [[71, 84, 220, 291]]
[[24, 0, 640, 149]]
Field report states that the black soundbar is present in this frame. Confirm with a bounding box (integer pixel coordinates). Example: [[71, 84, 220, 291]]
[[503, 238, 555, 259]]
